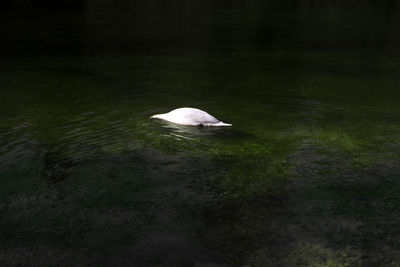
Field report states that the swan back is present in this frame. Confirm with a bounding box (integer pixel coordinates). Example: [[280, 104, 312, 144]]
[[151, 107, 232, 126]]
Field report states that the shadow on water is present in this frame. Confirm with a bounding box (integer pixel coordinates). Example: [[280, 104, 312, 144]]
[[2, 0, 86, 10], [41, 152, 75, 183]]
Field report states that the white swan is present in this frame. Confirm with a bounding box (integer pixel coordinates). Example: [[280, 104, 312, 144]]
[[150, 107, 232, 126]]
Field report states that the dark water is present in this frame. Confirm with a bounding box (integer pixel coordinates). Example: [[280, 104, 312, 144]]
[[1, 1, 400, 266]]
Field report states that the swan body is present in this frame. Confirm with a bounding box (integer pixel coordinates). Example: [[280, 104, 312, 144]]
[[151, 107, 232, 126]]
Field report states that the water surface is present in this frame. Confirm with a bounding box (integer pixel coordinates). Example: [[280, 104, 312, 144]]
[[1, 1, 400, 266]]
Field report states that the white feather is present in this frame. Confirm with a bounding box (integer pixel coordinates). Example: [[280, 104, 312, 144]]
[[150, 107, 232, 126]]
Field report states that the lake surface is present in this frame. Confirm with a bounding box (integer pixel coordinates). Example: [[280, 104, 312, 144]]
[[1, 1, 400, 266]]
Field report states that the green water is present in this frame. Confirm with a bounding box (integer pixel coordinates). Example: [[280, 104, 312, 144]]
[[1, 1, 400, 266]]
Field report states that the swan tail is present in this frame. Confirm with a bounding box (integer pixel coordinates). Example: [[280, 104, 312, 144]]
[[150, 114, 161, 119], [204, 121, 232, 127]]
